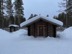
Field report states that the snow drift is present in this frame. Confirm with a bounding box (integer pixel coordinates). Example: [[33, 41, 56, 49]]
[[0, 28, 72, 54], [0, 29, 27, 40], [0, 29, 11, 40], [59, 27, 72, 39]]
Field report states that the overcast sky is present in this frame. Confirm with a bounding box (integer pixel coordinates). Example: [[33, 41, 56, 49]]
[[24, 0, 63, 19]]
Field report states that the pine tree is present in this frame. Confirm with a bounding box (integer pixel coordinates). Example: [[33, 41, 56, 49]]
[[14, 0, 25, 26], [28, 14, 34, 19], [0, 0, 4, 28], [46, 15, 49, 17], [6, 0, 14, 24], [61, 0, 72, 27], [58, 0, 72, 27], [55, 12, 68, 27], [33, 14, 37, 17], [28, 14, 38, 19]]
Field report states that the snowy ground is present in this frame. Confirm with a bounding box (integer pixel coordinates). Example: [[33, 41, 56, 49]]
[[0, 27, 72, 54]]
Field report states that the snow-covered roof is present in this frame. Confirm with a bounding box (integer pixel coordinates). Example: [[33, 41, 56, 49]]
[[20, 16, 63, 27], [9, 24, 19, 27]]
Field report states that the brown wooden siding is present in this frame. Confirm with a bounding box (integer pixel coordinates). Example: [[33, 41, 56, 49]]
[[48, 24, 54, 37], [28, 19, 57, 37]]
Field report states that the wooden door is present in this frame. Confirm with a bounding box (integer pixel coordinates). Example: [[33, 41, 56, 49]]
[[38, 25, 46, 36]]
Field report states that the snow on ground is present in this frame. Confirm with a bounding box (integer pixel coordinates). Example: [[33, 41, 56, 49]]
[[0, 29, 11, 40], [58, 27, 72, 39], [0, 27, 72, 54]]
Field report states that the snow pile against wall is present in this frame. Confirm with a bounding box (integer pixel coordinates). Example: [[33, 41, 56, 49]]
[[59, 27, 72, 39]]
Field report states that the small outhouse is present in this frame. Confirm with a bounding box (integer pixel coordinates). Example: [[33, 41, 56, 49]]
[[9, 24, 19, 32], [20, 16, 63, 37]]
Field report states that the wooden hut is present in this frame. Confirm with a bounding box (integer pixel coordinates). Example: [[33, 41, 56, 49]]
[[9, 24, 19, 32], [20, 16, 63, 37]]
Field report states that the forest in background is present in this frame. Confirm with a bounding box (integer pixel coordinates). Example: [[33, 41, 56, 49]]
[[0, 0, 26, 28], [0, 0, 72, 28]]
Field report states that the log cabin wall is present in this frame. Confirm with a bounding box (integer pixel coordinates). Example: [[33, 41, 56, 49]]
[[29, 24, 37, 36], [47, 24, 54, 37], [30, 25, 33, 35], [35, 21, 47, 36], [29, 25, 34, 36], [28, 19, 57, 37]]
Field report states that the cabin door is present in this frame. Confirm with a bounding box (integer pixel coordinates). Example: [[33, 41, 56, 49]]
[[38, 25, 46, 36]]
